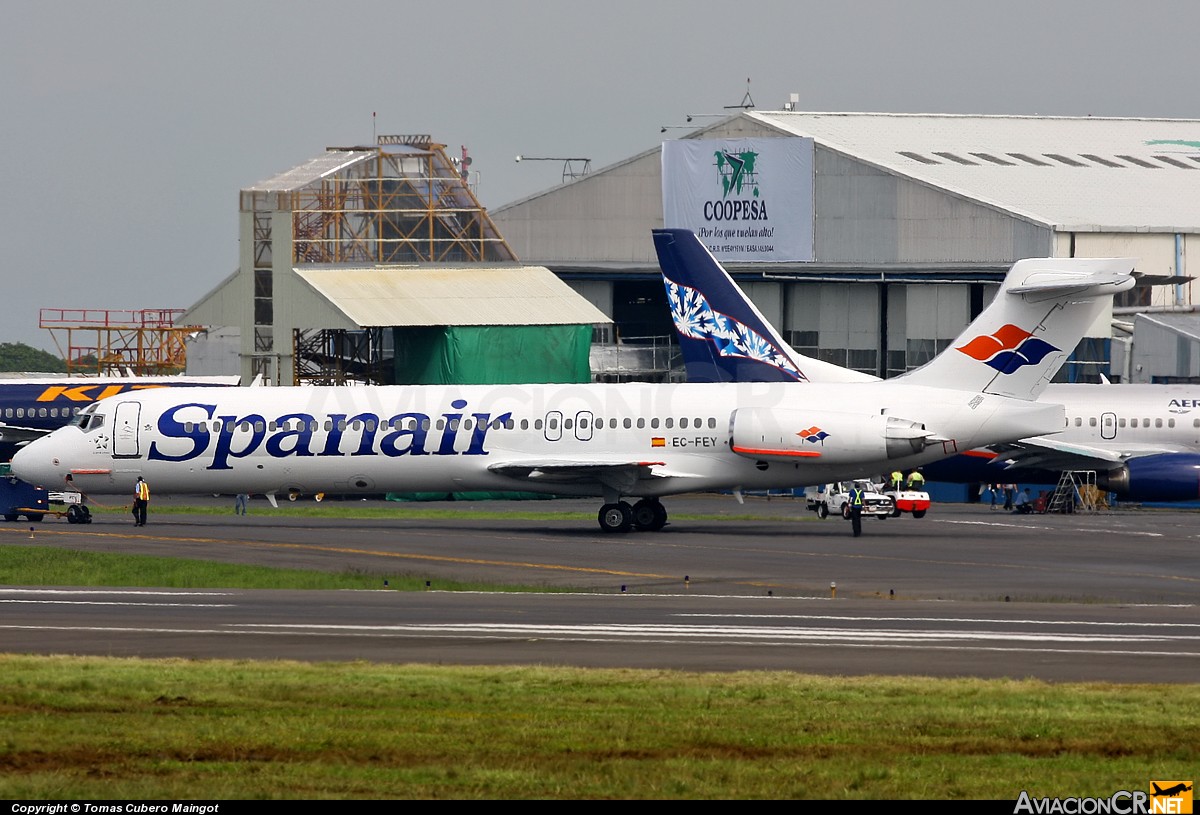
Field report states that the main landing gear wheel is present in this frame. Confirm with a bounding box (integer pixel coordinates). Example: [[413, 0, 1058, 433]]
[[597, 501, 633, 533], [66, 504, 92, 525], [631, 498, 668, 532]]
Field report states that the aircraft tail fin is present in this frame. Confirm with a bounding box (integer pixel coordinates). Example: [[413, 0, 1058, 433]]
[[652, 228, 876, 384], [899, 257, 1135, 399]]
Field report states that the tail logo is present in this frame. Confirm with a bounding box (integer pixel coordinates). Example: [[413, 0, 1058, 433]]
[[956, 324, 1059, 374], [715, 150, 759, 198], [665, 277, 807, 380]]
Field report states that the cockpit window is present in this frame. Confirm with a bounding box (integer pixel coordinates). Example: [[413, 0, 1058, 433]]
[[72, 412, 104, 432], [71, 404, 95, 429]]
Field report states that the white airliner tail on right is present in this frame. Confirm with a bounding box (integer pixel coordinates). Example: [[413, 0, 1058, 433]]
[[898, 257, 1136, 400]]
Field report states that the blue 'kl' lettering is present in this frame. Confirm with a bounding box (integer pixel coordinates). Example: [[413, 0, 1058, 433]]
[[147, 402, 512, 468]]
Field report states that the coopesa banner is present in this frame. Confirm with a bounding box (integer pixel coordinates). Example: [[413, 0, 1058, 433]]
[[662, 137, 814, 262]]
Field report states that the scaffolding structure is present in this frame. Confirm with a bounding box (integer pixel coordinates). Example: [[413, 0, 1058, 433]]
[[292, 327, 389, 386], [40, 308, 200, 376], [240, 134, 517, 385]]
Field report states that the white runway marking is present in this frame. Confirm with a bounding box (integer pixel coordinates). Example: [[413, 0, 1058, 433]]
[[938, 519, 1164, 536]]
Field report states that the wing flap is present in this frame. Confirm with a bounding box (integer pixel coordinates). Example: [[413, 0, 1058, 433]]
[[487, 459, 698, 493], [990, 437, 1189, 472]]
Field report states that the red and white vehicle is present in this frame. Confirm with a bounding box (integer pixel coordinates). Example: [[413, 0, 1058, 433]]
[[885, 487, 931, 518]]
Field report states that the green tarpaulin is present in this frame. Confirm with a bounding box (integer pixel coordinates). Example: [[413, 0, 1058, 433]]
[[392, 324, 591, 385], [387, 324, 591, 502]]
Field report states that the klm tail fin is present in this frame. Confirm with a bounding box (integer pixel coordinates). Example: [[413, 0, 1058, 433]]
[[899, 257, 1135, 399], [652, 228, 877, 384]]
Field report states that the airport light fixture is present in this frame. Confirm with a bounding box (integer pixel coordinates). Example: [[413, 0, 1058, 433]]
[[514, 155, 592, 183]]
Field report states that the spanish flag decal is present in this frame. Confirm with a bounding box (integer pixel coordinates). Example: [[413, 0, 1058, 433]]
[[651, 437, 665, 448]]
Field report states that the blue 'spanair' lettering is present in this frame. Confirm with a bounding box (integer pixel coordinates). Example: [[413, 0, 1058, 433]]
[[212, 413, 266, 470], [264, 413, 316, 458], [147, 402, 214, 462], [147, 402, 512, 468]]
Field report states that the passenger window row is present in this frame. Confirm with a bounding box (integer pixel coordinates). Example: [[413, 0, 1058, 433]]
[[177, 415, 723, 434], [3, 406, 84, 419]]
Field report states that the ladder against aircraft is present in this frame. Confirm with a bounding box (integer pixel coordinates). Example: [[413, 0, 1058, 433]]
[[1044, 470, 1102, 514]]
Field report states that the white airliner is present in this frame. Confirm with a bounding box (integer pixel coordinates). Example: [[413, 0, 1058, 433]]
[[653, 227, 1200, 501], [11, 251, 1132, 532]]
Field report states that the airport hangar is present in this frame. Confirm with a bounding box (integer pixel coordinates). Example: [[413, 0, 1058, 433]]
[[181, 113, 1200, 387]]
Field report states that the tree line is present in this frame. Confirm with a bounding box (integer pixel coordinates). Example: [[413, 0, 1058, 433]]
[[0, 342, 68, 373]]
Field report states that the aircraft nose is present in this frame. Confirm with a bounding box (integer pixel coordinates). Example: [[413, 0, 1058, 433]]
[[10, 439, 54, 485], [10, 443, 33, 478]]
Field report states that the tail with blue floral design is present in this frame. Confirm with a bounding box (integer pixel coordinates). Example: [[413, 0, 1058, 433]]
[[652, 228, 877, 384]]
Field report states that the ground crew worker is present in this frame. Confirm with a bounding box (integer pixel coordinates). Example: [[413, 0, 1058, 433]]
[[906, 469, 925, 490], [848, 483, 865, 537], [890, 470, 904, 492], [132, 476, 150, 527]]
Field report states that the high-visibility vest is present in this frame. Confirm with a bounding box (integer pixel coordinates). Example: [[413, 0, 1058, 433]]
[[135, 481, 150, 501], [850, 488, 864, 506]]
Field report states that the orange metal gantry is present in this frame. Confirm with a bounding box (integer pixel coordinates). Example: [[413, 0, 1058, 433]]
[[40, 308, 201, 375]]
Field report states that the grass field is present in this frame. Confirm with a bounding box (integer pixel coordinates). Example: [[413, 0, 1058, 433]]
[[1, 502, 1197, 799]]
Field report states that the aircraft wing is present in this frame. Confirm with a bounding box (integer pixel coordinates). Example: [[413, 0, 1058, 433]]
[[487, 459, 692, 494], [987, 436, 1191, 472], [0, 423, 49, 446]]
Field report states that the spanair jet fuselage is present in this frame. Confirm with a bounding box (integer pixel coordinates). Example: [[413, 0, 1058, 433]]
[[13, 381, 1060, 508]]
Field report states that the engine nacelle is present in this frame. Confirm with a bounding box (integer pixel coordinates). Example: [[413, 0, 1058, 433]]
[[1097, 453, 1200, 502], [729, 408, 934, 465]]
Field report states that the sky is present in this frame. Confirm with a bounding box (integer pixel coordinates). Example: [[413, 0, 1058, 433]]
[[2, 0, 1198, 353]]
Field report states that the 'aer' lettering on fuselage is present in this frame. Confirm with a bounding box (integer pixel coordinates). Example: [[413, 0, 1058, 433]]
[[147, 400, 513, 470]]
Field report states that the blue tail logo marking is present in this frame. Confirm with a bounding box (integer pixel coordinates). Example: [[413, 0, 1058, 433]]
[[666, 276, 806, 380]]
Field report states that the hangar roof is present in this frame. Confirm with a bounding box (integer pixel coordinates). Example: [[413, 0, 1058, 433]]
[[747, 112, 1200, 232], [1133, 311, 1200, 342], [292, 265, 611, 327]]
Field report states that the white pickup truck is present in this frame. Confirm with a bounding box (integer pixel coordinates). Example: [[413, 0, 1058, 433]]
[[805, 480, 895, 520]]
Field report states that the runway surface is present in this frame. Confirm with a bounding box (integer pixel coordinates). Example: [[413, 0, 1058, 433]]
[[2, 494, 1197, 682]]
